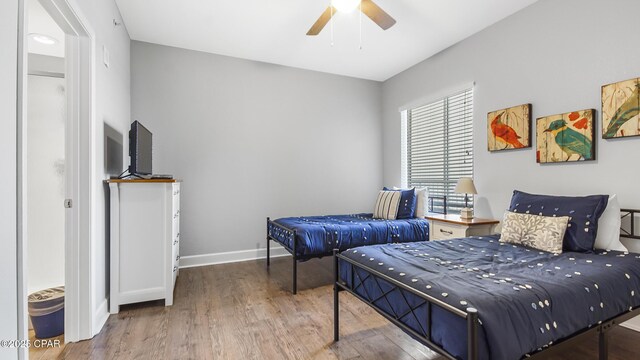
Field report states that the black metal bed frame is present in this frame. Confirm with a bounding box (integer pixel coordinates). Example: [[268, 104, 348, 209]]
[[266, 217, 335, 294], [268, 209, 640, 357], [621, 208, 640, 240], [333, 239, 640, 360], [428, 195, 448, 215]]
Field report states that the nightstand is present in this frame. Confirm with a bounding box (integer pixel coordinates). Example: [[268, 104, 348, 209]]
[[426, 214, 499, 241]]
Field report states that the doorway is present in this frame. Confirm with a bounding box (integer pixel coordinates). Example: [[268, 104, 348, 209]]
[[18, 0, 96, 357], [25, 0, 66, 355]]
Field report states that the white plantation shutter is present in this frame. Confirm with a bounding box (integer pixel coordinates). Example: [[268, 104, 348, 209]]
[[405, 89, 474, 214]]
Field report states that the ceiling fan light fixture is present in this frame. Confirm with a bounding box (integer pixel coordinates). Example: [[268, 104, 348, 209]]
[[306, 0, 395, 36], [332, 0, 360, 13]]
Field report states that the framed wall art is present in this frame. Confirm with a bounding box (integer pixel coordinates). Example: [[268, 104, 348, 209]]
[[602, 77, 640, 139], [536, 109, 595, 163], [487, 104, 531, 151]]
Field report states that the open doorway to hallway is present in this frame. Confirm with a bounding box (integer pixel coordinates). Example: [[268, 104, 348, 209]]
[[18, 0, 97, 356], [25, 1, 67, 357]]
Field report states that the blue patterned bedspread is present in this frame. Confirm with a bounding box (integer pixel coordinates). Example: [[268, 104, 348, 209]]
[[340, 235, 640, 360], [268, 214, 429, 258]]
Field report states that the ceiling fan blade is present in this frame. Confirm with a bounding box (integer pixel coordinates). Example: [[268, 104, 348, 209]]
[[307, 6, 337, 36], [361, 0, 396, 30]]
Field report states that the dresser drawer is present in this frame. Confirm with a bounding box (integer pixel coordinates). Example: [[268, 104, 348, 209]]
[[171, 234, 179, 258], [171, 230, 180, 247], [172, 263, 179, 287], [427, 215, 499, 242], [172, 217, 180, 242], [431, 222, 468, 240], [173, 252, 180, 268]]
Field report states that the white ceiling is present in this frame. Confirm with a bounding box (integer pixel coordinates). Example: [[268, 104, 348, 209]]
[[28, 0, 65, 58], [116, 0, 538, 81]]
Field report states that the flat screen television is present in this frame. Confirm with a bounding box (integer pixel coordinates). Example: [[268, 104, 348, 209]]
[[129, 121, 152, 175]]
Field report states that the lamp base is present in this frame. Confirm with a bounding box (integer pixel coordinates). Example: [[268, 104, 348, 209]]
[[460, 207, 474, 220]]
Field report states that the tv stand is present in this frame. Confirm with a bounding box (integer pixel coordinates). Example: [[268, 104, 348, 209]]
[[115, 168, 147, 180], [106, 178, 181, 313]]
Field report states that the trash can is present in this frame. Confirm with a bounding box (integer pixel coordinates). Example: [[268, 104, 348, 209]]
[[28, 286, 64, 339]]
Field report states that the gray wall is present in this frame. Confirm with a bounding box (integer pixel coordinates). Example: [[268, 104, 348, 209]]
[[382, 0, 640, 252], [131, 41, 383, 256], [1, 1, 19, 358]]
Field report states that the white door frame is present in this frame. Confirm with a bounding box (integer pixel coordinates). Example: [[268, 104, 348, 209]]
[[17, 0, 96, 355]]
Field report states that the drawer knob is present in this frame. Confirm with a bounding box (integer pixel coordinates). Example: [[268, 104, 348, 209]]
[[176, 255, 180, 261], [439, 229, 453, 235], [173, 266, 178, 273]]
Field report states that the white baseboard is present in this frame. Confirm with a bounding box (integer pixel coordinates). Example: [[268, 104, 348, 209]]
[[93, 299, 110, 337], [179, 246, 291, 269], [621, 315, 640, 332]]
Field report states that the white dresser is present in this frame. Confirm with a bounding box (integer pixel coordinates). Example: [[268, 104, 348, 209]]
[[107, 179, 181, 314]]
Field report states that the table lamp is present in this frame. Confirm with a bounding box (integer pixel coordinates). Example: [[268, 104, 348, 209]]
[[455, 177, 477, 219]]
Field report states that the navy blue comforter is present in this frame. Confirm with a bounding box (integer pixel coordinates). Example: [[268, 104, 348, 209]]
[[340, 235, 640, 360], [269, 214, 429, 258]]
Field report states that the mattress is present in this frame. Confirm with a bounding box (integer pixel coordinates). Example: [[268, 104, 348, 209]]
[[268, 214, 429, 258], [339, 235, 640, 360]]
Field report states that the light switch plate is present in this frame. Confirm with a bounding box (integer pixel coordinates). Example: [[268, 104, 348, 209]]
[[103, 45, 110, 68]]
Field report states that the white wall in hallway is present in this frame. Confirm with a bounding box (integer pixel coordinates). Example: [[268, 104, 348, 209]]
[[26, 74, 66, 295]]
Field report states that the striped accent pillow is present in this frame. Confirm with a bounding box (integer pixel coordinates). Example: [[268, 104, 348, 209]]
[[373, 190, 401, 220]]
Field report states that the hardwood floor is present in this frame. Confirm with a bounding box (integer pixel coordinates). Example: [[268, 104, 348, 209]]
[[29, 330, 64, 360], [44, 255, 640, 359]]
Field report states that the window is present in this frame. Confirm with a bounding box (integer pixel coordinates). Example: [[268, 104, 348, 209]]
[[402, 88, 474, 214]]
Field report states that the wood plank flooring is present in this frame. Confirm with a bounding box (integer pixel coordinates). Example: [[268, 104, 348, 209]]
[[28, 330, 64, 360], [41, 256, 640, 359]]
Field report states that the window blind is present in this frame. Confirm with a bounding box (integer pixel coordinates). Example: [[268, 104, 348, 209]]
[[406, 88, 474, 214]]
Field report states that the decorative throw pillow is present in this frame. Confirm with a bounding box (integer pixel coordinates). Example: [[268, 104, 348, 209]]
[[499, 211, 570, 254], [383, 187, 416, 219], [509, 190, 609, 252], [373, 190, 402, 220], [392, 186, 429, 218]]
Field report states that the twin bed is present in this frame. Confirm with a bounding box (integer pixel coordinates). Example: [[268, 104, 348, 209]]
[[267, 214, 430, 293], [267, 191, 640, 359]]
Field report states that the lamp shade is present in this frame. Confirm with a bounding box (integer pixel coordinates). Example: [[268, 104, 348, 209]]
[[454, 177, 477, 195]]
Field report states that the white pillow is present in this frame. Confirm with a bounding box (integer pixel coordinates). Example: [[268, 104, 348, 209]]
[[373, 190, 401, 220], [594, 194, 628, 251], [392, 186, 429, 218], [414, 188, 428, 218]]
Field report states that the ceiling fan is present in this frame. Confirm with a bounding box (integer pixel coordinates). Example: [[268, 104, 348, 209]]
[[306, 0, 396, 36]]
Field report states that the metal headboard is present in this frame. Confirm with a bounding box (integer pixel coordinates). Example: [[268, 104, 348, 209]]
[[621, 209, 640, 240], [428, 196, 448, 215]]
